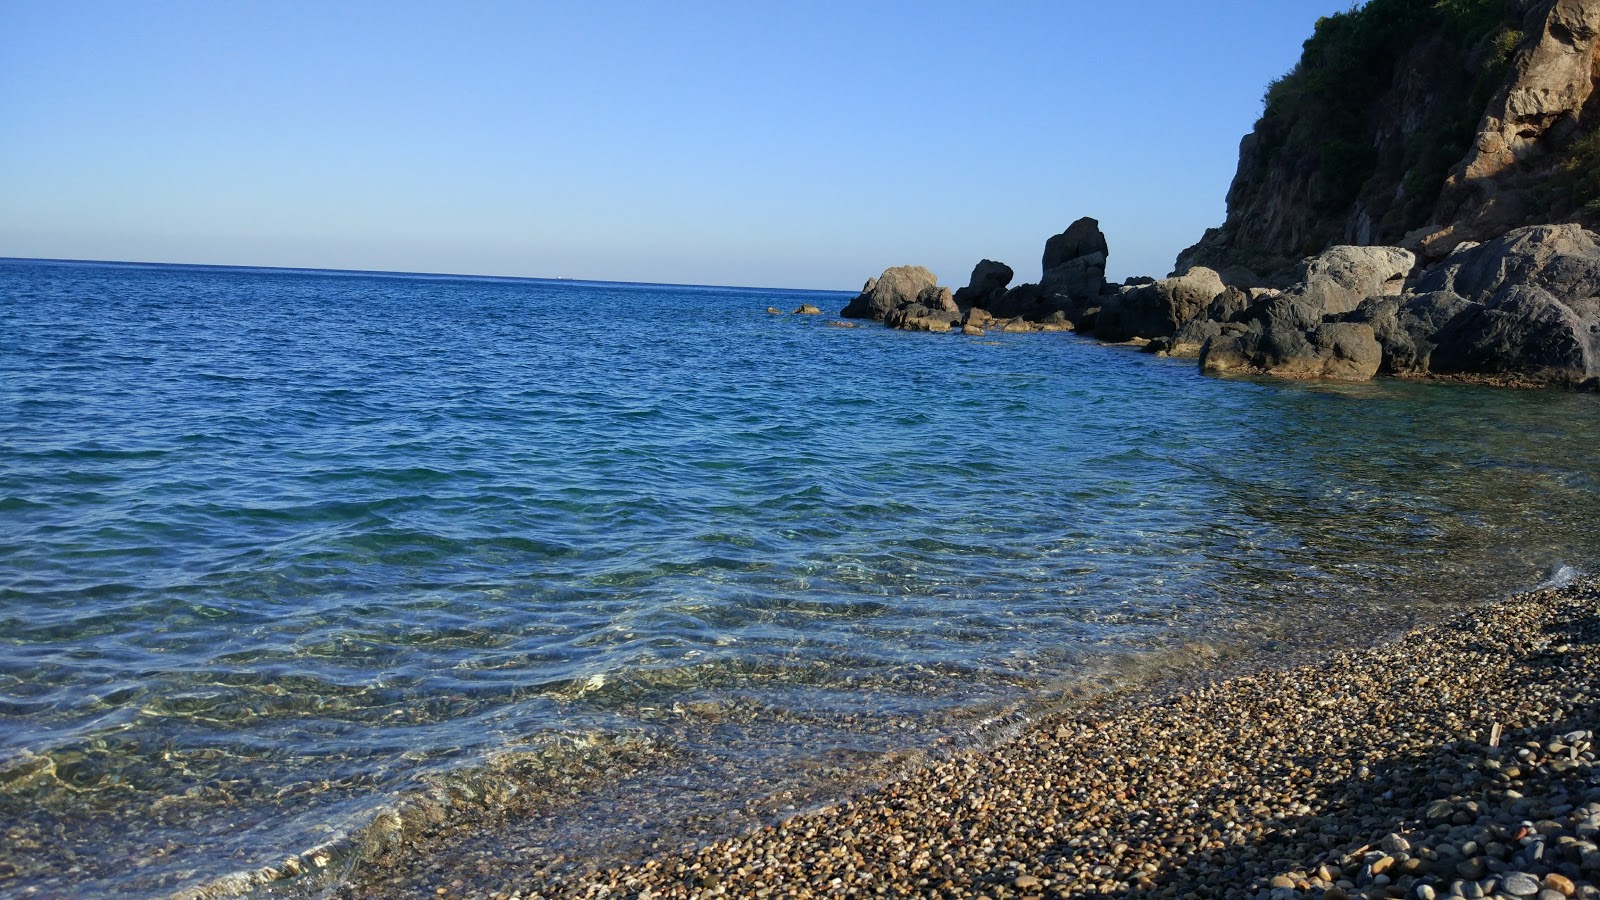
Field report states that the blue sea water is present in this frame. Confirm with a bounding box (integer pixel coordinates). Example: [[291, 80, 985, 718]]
[[2, 258, 1598, 897]]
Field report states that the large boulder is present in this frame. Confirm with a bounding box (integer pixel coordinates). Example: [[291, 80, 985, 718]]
[[1043, 217, 1110, 271], [1415, 224, 1600, 302], [952, 260, 1013, 309], [1288, 245, 1415, 316], [1342, 292, 1476, 374], [1407, 225, 1600, 385], [841, 266, 940, 320], [1200, 321, 1383, 381], [984, 282, 1048, 320], [1038, 217, 1110, 315], [1094, 267, 1225, 342], [918, 284, 958, 314]]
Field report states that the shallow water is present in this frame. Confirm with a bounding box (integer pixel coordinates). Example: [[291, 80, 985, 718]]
[[1, 259, 1597, 897]]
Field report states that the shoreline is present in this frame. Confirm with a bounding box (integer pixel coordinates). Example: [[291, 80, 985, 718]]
[[389, 576, 1600, 899]]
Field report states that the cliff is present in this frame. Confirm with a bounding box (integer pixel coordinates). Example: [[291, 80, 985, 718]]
[[1178, 0, 1600, 281]]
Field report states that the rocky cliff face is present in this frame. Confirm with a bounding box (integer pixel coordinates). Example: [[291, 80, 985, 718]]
[[1178, 0, 1600, 281]]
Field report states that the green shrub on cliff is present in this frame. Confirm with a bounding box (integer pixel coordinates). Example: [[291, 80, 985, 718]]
[[1257, 0, 1521, 214], [1552, 129, 1600, 218]]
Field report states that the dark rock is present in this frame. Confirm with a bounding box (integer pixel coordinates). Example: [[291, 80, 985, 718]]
[[1094, 267, 1225, 342], [1205, 286, 1254, 323], [1170, 319, 1228, 358], [1200, 321, 1382, 381], [1038, 217, 1110, 317], [917, 285, 958, 314], [885, 304, 959, 332], [1405, 225, 1600, 385], [985, 283, 1047, 320], [952, 260, 1014, 309], [1043, 217, 1109, 272]]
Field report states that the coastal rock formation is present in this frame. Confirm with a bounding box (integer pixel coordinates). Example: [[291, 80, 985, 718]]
[[1186, 225, 1600, 386], [1093, 267, 1226, 342], [982, 219, 1114, 322], [1290, 245, 1415, 315], [1178, 0, 1600, 279], [840, 266, 940, 321], [1201, 321, 1385, 381], [951, 260, 1014, 309], [1037, 217, 1111, 317], [1351, 224, 1600, 384]]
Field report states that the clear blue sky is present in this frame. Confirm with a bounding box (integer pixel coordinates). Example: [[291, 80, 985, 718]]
[[0, 2, 1352, 290]]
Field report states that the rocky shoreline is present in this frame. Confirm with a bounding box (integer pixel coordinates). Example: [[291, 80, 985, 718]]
[[449, 577, 1600, 900], [835, 220, 1600, 392], [827, 0, 1600, 392]]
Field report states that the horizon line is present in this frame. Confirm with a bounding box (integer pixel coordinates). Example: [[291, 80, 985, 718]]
[[0, 255, 854, 296]]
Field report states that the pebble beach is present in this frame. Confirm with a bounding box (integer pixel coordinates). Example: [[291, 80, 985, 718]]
[[377, 577, 1600, 900]]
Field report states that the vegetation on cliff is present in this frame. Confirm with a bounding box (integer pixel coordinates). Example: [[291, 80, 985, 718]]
[[1260, 0, 1520, 218], [1179, 0, 1600, 280]]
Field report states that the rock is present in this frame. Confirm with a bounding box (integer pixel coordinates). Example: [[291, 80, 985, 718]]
[[1038, 217, 1111, 316], [1094, 267, 1226, 342], [885, 304, 959, 332], [1381, 834, 1411, 854], [1408, 225, 1600, 385], [1436, 0, 1600, 239], [1343, 291, 1475, 374], [1205, 286, 1254, 323], [1043, 216, 1109, 271], [793, 304, 822, 315], [1545, 874, 1575, 897], [841, 266, 940, 321], [1502, 872, 1543, 897], [984, 283, 1033, 319], [766, 307, 783, 315], [962, 324, 984, 336], [1201, 322, 1383, 381], [1288, 245, 1416, 316], [1176, 0, 1600, 275], [917, 285, 958, 314], [1169, 319, 1230, 358], [964, 307, 994, 328], [952, 260, 1014, 309], [1014, 874, 1042, 890]]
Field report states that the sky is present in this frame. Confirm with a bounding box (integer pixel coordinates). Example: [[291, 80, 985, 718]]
[[0, 2, 1355, 290]]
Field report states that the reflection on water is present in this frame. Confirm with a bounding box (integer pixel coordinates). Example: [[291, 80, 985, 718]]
[[0, 260, 1597, 896]]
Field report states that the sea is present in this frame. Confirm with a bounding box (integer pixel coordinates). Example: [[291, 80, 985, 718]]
[[2, 258, 1597, 898]]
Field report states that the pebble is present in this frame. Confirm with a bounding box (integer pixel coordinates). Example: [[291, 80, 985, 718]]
[[333, 579, 1600, 899]]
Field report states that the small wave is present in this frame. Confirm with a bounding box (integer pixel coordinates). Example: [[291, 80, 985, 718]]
[[1536, 564, 1584, 590]]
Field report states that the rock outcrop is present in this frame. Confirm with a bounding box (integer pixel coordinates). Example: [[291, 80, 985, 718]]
[[952, 260, 1014, 309], [1188, 225, 1600, 387], [1093, 267, 1226, 342], [841, 266, 941, 321], [1178, 0, 1600, 279], [1357, 224, 1600, 384]]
